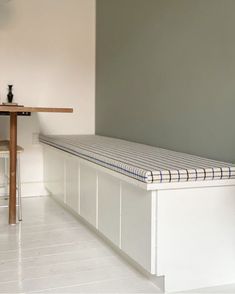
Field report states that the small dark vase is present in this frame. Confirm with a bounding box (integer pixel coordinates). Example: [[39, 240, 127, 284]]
[[7, 85, 14, 103]]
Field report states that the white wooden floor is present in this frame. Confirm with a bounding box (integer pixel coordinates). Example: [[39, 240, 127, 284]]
[[0, 196, 161, 293], [1, 196, 235, 293]]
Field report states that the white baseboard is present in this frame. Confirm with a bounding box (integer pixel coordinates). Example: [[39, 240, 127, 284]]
[[0, 182, 49, 197]]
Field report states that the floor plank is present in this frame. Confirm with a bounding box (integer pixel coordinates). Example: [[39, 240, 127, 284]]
[[0, 197, 160, 293], [1, 196, 235, 293]]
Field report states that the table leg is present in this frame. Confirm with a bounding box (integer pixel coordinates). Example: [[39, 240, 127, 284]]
[[9, 113, 17, 225]]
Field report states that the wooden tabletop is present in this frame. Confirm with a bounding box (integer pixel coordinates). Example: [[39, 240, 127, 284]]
[[0, 106, 73, 113]]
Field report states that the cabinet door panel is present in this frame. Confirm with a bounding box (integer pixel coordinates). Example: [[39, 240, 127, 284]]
[[121, 183, 153, 272], [80, 163, 97, 226], [65, 155, 79, 213], [44, 147, 64, 203], [98, 172, 120, 246], [43, 147, 52, 192]]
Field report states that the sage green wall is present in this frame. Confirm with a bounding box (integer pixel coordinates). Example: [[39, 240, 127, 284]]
[[96, 0, 235, 163]]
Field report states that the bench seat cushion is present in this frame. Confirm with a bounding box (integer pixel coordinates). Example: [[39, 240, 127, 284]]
[[39, 134, 235, 184]]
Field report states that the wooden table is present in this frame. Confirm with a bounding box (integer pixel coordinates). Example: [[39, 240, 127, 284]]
[[0, 106, 73, 225]]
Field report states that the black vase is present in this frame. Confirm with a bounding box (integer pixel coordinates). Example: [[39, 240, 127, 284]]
[[7, 85, 13, 103]]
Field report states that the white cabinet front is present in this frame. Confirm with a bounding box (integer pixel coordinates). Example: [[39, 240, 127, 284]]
[[44, 147, 65, 203], [98, 172, 121, 246], [80, 163, 97, 227], [121, 183, 154, 273], [65, 155, 79, 213]]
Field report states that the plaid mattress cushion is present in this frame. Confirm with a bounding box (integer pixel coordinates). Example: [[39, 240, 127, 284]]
[[39, 134, 235, 184]]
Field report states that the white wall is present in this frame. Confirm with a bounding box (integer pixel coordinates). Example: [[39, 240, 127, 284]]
[[0, 0, 96, 196]]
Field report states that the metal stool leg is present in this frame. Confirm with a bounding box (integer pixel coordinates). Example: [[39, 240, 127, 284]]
[[0, 157, 8, 207], [17, 156, 22, 221], [4, 157, 8, 199]]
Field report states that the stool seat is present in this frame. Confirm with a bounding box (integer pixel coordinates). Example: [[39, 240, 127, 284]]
[[0, 140, 24, 154], [0, 140, 23, 221]]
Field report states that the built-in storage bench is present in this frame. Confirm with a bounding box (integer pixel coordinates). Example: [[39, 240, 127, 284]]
[[40, 134, 235, 293]]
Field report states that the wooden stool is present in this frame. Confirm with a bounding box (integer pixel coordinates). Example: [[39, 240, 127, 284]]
[[0, 140, 23, 221]]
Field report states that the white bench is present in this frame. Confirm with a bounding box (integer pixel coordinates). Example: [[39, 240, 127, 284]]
[[40, 134, 235, 292]]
